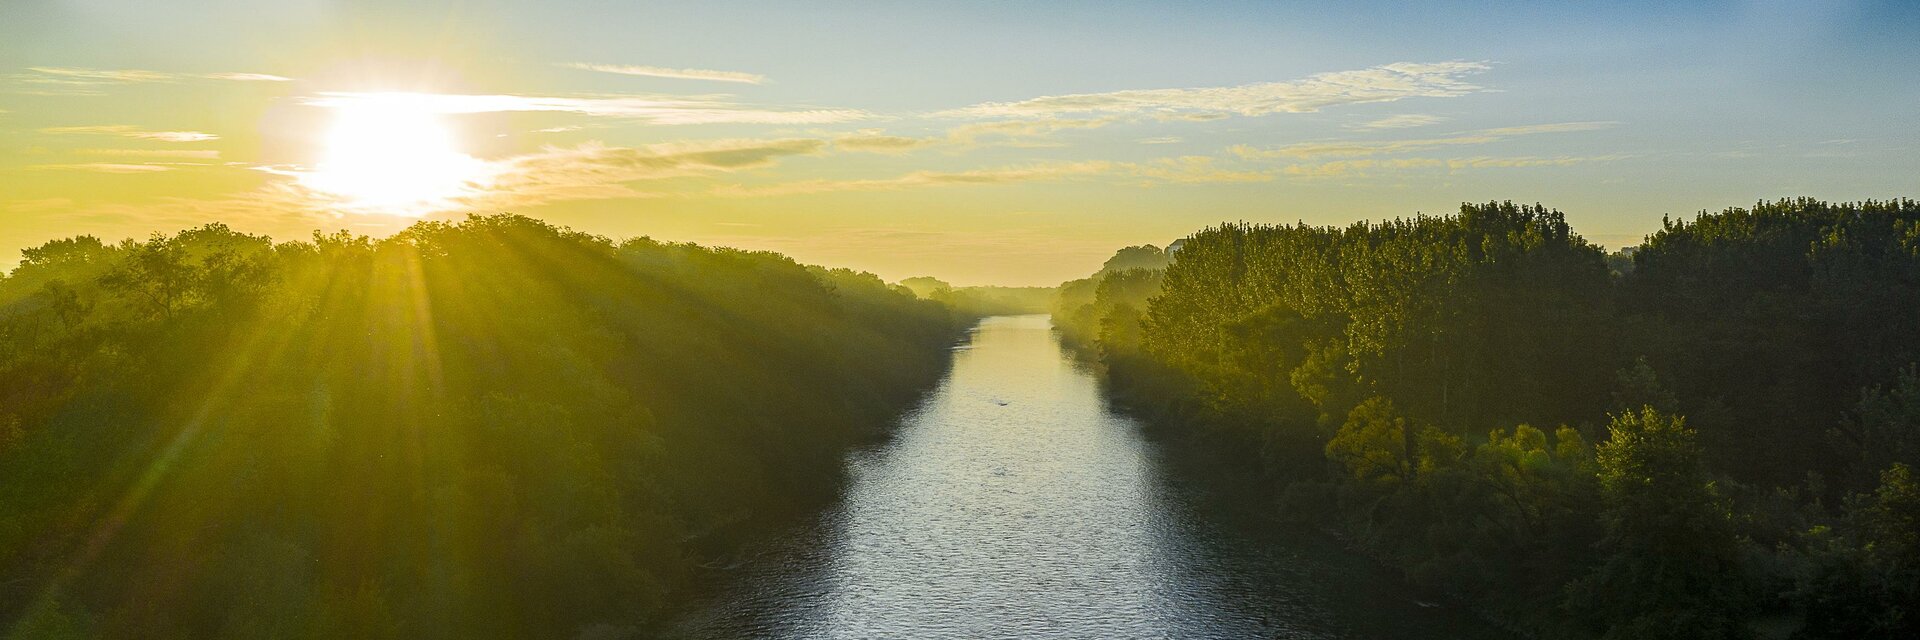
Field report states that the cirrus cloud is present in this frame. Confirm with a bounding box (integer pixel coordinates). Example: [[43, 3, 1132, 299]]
[[714, 153, 1269, 197], [301, 91, 869, 125], [939, 61, 1491, 120], [11, 67, 291, 94], [1231, 121, 1618, 159], [1349, 114, 1447, 130], [40, 125, 220, 142], [1281, 154, 1630, 178], [560, 62, 766, 85]]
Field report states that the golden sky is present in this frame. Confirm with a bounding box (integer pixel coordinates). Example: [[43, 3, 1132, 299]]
[[3, 1, 1916, 285]]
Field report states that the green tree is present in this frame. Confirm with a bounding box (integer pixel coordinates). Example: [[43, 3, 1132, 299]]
[[1571, 408, 1745, 639], [1326, 397, 1412, 486]]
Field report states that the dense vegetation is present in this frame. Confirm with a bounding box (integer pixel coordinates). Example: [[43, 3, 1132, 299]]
[[1057, 199, 1920, 639], [897, 277, 1054, 317], [0, 215, 966, 639], [1049, 243, 1172, 350]]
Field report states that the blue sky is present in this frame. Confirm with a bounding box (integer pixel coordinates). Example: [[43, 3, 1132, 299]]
[[3, 0, 1917, 284]]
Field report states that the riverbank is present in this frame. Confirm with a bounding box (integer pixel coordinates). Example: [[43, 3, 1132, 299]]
[[1104, 387, 1526, 639]]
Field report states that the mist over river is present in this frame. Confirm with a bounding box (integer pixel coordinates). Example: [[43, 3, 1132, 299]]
[[665, 315, 1512, 639]]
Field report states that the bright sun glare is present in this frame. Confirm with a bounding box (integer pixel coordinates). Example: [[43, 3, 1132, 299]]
[[299, 94, 490, 216]]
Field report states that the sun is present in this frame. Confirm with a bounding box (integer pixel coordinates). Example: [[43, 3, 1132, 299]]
[[299, 94, 490, 216]]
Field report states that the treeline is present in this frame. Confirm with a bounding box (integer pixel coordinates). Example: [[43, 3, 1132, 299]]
[[1050, 243, 1171, 349], [897, 276, 1054, 317], [1057, 199, 1920, 639], [0, 215, 966, 639]]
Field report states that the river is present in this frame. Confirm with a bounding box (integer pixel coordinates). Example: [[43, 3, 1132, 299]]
[[665, 315, 1513, 639]]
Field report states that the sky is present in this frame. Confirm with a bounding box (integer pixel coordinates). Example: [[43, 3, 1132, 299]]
[[2, 1, 1917, 286]]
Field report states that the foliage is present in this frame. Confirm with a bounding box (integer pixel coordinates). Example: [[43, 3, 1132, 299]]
[[0, 215, 964, 639], [1568, 409, 1744, 639], [1050, 244, 1171, 351], [1058, 199, 1920, 638]]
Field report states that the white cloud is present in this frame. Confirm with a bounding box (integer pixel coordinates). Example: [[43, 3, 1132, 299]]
[[1233, 136, 1496, 159], [716, 154, 1269, 197], [827, 117, 1115, 155], [18, 67, 290, 84], [1349, 114, 1446, 130], [301, 92, 869, 125], [1128, 156, 1271, 184], [77, 148, 222, 159], [939, 61, 1490, 119], [1281, 154, 1627, 177], [1232, 121, 1617, 159], [946, 117, 1117, 142], [1475, 121, 1618, 136], [560, 62, 766, 85], [715, 161, 1119, 196], [1136, 136, 1184, 145], [41, 125, 220, 142], [136, 131, 219, 142], [202, 72, 292, 82]]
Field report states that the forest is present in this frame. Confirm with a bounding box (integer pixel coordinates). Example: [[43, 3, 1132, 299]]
[[0, 215, 968, 639], [897, 277, 1054, 317], [1056, 198, 1920, 640]]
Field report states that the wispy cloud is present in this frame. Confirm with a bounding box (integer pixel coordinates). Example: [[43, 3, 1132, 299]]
[[831, 117, 1115, 154], [715, 161, 1119, 196], [1136, 136, 1184, 145], [946, 117, 1117, 142], [447, 138, 827, 210], [78, 148, 222, 159], [14, 67, 290, 89], [1282, 154, 1627, 177], [202, 72, 293, 82], [1350, 114, 1446, 130], [717, 153, 1268, 197], [196, 137, 830, 221], [1234, 136, 1493, 159], [1128, 156, 1272, 184], [30, 163, 176, 174], [25, 67, 175, 83], [41, 125, 220, 142], [1475, 122, 1618, 136], [4, 198, 74, 214], [35, 137, 829, 237], [939, 61, 1490, 119], [833, 131, 943, 154], [1232, 121, 1617, 159], [560, 62, 766, 85], [301, 92, 868, 125]]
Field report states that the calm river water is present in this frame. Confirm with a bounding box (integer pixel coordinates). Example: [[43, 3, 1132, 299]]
[[666, 315, 1512, 639]]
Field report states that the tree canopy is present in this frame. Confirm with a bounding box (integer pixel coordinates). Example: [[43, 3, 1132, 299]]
[[1058, 198, 1920, 639], [0, 214, 966, 639]]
